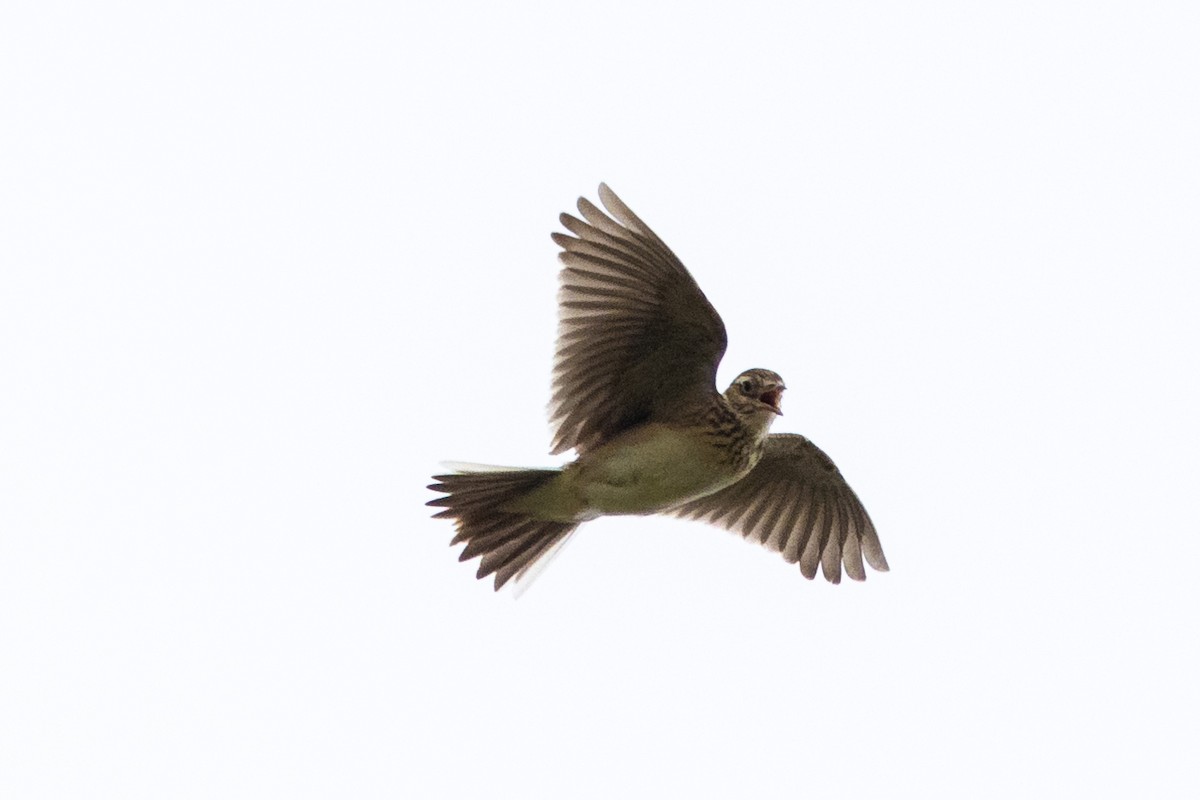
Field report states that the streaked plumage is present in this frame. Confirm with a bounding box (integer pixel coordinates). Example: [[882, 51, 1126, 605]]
[[428, 184, 888, 590]]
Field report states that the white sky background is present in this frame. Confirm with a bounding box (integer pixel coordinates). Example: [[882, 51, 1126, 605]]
[[2, 2, 1198, 797]]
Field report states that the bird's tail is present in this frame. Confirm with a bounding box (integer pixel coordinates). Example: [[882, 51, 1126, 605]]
[[427, 467, 579, 591]]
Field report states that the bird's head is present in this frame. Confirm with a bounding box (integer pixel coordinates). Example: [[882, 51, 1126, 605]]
[[725, 369, 786, 425]]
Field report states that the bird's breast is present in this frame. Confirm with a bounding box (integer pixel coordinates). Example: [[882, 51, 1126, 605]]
[[569, 422, 756, 517]]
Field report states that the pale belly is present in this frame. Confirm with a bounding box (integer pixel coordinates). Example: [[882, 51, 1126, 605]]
[[568, 422, 748, 517]]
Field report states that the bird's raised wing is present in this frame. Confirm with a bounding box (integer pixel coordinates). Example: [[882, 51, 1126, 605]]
[[669, 433, 889, 583], [548, 184, 728, 454]]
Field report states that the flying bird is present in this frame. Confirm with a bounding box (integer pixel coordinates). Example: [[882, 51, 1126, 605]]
[[428, 184, 888, 590]]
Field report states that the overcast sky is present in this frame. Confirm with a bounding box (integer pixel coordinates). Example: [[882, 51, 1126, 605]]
[[3, 2, 1198, 798]]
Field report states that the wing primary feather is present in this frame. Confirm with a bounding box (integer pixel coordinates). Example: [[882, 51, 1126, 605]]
[[598, 184, 685, 267], [860, 513, 890, 572], [821, 499, 846, 584], [839, 496, 867, 581], [757, 485, 795, 549], [785, 489, 816, 565], [558, 214, 661, 268], [577, 197, 631, 238], [799, 496, 829, 580]]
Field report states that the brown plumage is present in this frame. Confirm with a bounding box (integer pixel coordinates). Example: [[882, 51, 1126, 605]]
[[429, 185, 888, 590]]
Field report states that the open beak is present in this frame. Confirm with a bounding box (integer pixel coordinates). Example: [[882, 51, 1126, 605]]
[[759, 387, 784, 416]]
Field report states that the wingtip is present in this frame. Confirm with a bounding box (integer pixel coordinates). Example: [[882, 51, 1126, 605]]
[[597, 182, 621, 213]]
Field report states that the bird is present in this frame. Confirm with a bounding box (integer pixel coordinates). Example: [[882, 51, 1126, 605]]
[[427, 184, 888, 591]]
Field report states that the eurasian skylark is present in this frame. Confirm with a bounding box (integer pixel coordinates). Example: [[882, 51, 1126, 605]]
[[428, 184, 888, 590]]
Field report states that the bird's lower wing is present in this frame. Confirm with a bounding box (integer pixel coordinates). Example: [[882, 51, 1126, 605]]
[[668, 433, 888, 583]]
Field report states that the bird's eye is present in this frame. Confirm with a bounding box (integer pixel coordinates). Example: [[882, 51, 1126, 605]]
[[740, 379, 754, 394]]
